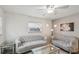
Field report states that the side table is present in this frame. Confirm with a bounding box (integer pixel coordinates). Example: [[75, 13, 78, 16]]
[[0, 44, 16, 54]]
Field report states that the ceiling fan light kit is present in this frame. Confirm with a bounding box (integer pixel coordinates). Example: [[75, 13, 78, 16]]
[[46, 5, 69, 14], [47, 9, 54, 13], [47, 5, 55, 13]]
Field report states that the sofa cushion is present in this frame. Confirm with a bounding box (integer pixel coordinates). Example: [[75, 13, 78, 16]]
[[19, 40, 46, 48], [16, 35, 47, 53], [52, 35, 79, 52], [17, 40, 47, 53], [19, 37, 26, 43], [26, 35, 44, 42], [19, 35, 44, 42], [18, 35, 45, 47]]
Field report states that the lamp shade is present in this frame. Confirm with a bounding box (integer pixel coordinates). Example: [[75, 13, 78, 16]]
[[50, 29, 54, 32]]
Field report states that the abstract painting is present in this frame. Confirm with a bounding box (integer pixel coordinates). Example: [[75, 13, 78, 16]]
[[28, 23, 42, 33], [60, 22, 74, 31]]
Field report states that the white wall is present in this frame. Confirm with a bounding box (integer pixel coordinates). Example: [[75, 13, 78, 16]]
[[0, 8, 4, 17], [53, 13, 79, 38], [5, 12, 52, 41], [0, 8, 6, 44]]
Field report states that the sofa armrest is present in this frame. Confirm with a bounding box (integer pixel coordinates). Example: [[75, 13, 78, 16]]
[[15, 39, 20, 48], [69, 39, 79, 52]]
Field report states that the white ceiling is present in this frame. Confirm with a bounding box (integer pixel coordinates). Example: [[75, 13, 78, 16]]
[[0, 5, 79, 20]]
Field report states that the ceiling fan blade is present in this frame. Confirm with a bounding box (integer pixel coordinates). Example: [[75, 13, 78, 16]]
[[55, 5, 69, 9]]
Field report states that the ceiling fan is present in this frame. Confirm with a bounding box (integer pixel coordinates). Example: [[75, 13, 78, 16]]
[[37, 5, 69, 15]]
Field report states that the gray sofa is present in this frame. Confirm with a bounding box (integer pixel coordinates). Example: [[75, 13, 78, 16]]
[[15, 35, 47, 53], [52, 35, 79, 53]]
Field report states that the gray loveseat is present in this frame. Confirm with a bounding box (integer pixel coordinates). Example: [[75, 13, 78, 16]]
[[52, 35, 79, 53], [15, 35, 47, 53]]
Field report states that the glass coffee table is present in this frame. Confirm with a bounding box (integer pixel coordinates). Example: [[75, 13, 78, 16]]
[[31, 44, 60, 54]]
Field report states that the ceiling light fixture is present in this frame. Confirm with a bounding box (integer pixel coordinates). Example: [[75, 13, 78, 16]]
[[46, 5, 55, 13], [46, 24, 49, 27], [46, 5, 69, 14], [54, 25, 57, 27], [47, 9, 54, 13]]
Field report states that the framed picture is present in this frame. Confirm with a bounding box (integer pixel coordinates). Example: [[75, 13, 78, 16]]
[[28, 23, 42, 33], [60, 22, 74, 31]]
